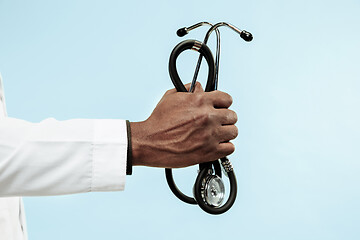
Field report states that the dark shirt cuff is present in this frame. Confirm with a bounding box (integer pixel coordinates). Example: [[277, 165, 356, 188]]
[[126, 120, 133, 175]]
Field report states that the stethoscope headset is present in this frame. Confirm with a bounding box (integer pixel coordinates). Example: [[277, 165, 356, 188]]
[[165, 22, 253, 215]]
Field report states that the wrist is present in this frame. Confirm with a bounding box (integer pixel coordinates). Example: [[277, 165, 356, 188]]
[[129, 121, 147, 166]]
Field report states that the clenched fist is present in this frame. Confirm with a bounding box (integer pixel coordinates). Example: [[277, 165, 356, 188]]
[[130, 82, 238, 168]]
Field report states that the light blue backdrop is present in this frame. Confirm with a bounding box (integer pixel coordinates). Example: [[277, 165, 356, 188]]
[[1, 0, 359, 239]]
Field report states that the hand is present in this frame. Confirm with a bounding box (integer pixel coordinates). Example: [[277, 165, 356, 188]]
[[130, 82, 238, 168]]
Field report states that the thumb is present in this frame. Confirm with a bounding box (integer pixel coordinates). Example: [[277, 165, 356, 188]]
[[184, 82, 191, 91], [193, 82, 204, 93]]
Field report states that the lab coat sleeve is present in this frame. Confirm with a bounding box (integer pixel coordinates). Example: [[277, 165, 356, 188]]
[[0, 117, 127, 197]]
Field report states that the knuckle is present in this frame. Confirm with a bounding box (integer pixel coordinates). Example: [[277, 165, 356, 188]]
[[194, 94, 202, 105], [195, 81, 202, 89], [193, 93, 206, 106], [217, 142, 235, 158], [176, 92, 189, 102], [197, 111, 211, 125], [231, 110, 238, 123], [225, 109, 237, 124], [225, 93, 233, 106], [166, 87, 177, 94], [228, 143, 235, 154], [215, 91, 233, 107], [232, 126, 239, 139], [218, 91, 233, 106]]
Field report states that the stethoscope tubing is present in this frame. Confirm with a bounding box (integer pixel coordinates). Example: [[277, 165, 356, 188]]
[[166, 38, 236, 214], [168, 39, 215, 92]]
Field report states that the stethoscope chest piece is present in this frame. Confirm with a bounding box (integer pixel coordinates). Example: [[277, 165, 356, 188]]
[[200, 174, 225, 207], [191, 159, 237, 214]]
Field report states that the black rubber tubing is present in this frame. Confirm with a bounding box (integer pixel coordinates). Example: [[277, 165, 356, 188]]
[[165, 168, 197, 204], [168, 40, 215, 92], [166, 39, 237, 214], [166, 39, 217, 204]]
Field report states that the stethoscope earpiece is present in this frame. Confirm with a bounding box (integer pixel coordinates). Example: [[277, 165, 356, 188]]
[[176, 27, 188, 37], [166, 21, 252, 215], [240, 30, 253, 42]]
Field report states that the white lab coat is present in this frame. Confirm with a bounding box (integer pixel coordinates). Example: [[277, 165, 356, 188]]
[[0, 74, 128, 240]]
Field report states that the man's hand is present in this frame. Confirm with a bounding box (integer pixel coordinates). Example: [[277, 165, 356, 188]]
[[130, 82, 238, 168]]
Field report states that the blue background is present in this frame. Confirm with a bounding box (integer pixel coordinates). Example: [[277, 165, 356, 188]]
[[1, 0, 360, 239]]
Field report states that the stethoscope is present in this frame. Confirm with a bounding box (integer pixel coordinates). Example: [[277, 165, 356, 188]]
[[166, 22, 253, 215]]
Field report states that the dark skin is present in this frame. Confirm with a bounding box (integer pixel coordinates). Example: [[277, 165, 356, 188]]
[[130, 82, 238, 168]]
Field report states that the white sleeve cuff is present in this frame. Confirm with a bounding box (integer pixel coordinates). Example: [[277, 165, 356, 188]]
[[91, 119, 127, 192]]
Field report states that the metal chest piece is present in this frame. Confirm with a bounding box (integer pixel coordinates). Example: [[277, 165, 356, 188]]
[[201, 175, 225, 207]]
